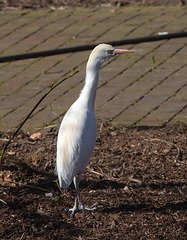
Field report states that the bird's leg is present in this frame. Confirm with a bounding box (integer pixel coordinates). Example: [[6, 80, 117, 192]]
[[68, 174, 97, 216], [74, 175, 83, 209], [67, 175, 82, 216]]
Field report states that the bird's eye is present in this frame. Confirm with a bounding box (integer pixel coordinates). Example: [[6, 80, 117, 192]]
[[107, 50, 113, 54]]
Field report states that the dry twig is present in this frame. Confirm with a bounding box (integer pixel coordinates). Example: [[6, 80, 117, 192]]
[[144, 138, 186, 164], [0, 199, 7, 205]]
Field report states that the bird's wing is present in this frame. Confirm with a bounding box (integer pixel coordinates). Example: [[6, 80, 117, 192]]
[[56, 103, 96, 188]]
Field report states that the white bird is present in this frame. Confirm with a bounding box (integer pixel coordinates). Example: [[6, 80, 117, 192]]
[[56, 43, 133, 216]]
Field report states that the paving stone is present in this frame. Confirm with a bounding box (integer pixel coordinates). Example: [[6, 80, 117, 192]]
[[0, 6, 186, 131], [137, 85, 187, 126]]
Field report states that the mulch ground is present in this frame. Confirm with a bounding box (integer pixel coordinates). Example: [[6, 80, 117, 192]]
[[0, 121, 186, 239]]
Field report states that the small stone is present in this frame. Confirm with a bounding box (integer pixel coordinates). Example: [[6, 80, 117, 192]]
[[124, 186, 131, 193], [45, 192, 53, 198]]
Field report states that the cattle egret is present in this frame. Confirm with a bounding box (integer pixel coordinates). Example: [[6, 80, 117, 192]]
[[56, 43, 133, 216]]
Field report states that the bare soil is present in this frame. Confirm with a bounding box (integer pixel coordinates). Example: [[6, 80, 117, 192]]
[[0, 121, 186, 239], [0, 0, 185, 10]]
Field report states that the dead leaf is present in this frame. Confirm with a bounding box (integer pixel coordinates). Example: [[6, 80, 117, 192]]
[[29, 132, 42, 140], [7, 151, 16, 155]]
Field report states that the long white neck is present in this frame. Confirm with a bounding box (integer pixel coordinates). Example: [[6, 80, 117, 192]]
[[79, 58, 101, 110]]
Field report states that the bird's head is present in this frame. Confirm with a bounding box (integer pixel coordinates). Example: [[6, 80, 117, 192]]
[[87, 43, 134, 69]]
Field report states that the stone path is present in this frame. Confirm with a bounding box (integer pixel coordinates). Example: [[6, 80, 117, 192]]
[[0, 6, 186, 131]]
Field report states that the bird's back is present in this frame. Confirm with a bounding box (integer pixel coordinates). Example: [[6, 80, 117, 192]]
[[56, 100, 97, 188]]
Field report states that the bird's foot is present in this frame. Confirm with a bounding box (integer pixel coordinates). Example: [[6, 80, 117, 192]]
[[83, 202, 97, 211], [67, 202, 97, 217]]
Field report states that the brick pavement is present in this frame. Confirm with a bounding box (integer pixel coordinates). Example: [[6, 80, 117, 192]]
[[0, 6, 186, 131]]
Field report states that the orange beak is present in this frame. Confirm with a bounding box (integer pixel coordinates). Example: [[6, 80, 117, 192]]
[[113, 49, 134, 54]]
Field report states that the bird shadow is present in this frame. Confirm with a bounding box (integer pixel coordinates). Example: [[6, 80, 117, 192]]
[[81, 179, 124, 190], [2, 161, 58, 194], [101, 199, 187, 214], [79, 178, 187, 214], [2, 161, 56, 180], [80, 178, 186, 191]]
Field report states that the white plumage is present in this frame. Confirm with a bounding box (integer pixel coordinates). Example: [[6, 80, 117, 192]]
[[56, 43, 133, 216]]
